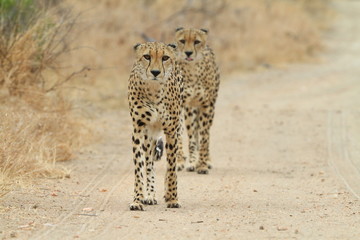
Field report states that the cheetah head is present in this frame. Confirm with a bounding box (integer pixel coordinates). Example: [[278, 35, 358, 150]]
[[175, 27, 208, 62], [133, 42, 177, 82]]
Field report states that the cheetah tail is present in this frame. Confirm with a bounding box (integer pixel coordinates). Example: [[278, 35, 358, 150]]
[[154, 137, 163, 161]]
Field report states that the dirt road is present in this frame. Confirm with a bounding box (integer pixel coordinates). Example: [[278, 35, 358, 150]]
[[2, 1, 360, 239]]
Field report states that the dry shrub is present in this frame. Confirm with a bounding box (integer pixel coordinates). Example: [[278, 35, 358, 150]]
[[0, 8, 82, 100], [0, 2, 91, 196], [0, 31, 39, 96], [0, 104, 88, 195], [298, 0, 334, 30], [62, 0, 331, 107]]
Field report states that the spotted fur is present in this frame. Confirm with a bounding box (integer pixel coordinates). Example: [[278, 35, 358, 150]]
[[128, 42, 183, 211], [174, 28, 220, 174]]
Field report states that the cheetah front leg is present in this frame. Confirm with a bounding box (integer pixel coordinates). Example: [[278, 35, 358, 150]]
[[185, 106, 199, 172], [130, 130, 146, 211], [164, 131, 181, 208], [143, 137, 157, 205], [196, 105, 215, 174], [176, 111, 187, 171]]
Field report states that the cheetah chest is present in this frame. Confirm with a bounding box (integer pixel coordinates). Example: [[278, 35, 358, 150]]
[[181, 63, 211, 107], [143, 102, 177, 138]]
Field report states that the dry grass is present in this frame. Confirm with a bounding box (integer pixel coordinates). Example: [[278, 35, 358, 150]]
[[0, 104, 88, 195], [0, 3, 91, 196], [62, 0, 332, 107]]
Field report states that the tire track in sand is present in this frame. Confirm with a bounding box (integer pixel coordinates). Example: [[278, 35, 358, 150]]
[[74, 159, 132, 236], [327, 110, 360, 199], [33, 155, 120, 239]]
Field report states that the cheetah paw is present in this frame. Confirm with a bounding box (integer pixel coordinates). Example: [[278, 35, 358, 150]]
[[186, 166, 195, 172], [177, 163, 185, 171], [197, 168, 209, 174], [142, 198, 158, 205], [129, 202, 144, 211], [166, 202, 181, 208]]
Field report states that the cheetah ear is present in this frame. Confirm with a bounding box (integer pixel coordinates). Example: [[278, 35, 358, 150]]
[[175, 27, 184, 32], [167, 43, 177, 49], [200, 28, 209, 34], [133, 43, 141, 50]]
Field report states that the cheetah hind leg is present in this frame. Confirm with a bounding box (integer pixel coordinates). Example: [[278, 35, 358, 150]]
[[176, 150, 186, 171]]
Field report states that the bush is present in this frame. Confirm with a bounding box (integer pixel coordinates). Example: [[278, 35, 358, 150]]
[[0, 0, 79, 99], [0, 0, 89, 196]]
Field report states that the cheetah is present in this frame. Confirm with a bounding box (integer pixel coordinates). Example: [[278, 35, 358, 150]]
[[174, 27, 220, 174], [128, 42, 183, 211]]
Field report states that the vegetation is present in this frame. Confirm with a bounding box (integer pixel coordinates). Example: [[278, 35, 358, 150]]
[[0, 0, 89, 196]]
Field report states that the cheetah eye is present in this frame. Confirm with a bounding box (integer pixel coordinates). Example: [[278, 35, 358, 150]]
[[143, 54, 151, 60], [162, 55, 170, 61], [194, 40, 201, 45], [179, 39, 185, 44]]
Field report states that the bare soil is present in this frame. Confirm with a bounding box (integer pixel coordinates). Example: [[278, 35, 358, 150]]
[[1, 1, 360, 239]]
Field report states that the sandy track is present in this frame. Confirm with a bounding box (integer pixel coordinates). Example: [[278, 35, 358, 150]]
[[2, 1, 360, 239]]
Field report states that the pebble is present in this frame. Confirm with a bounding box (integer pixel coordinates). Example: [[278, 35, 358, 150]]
[[277, 226, 288, 231]]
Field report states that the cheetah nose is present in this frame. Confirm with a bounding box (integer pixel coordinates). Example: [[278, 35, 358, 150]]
[[185, 51, 193, 57], [150, 70, 161, 77]]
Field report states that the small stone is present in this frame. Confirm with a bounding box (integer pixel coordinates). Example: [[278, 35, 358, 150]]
[[277, 226, 288, 231], [259, 226, 264, 230], [82, 207, 93, 212]]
